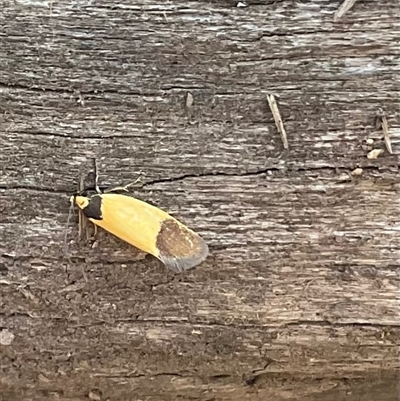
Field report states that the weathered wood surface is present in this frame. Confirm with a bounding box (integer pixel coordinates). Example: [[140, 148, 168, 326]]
[[1, 1, 399, 400]]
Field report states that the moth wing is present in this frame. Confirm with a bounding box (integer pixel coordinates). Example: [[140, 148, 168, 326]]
[[94, 194, 208, 271]]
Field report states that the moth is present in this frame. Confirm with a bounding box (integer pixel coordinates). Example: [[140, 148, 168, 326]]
[[70, 161, 208, 272]]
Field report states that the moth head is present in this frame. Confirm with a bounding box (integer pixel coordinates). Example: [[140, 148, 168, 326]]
[[70, 195, 90, 210]]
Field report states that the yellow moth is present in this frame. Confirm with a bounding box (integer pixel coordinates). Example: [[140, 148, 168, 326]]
[[70, 188, 208, 273]]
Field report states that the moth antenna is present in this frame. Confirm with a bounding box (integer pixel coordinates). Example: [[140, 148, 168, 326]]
[[93, 158, 101, 194], [63, 196, 76, 273], [64, 173, 86, 272], [104, 171, 144, 193]]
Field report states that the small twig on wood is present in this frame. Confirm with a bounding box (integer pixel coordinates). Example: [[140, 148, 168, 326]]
[[267, 94, 288, 149], [381, 116, 392, 154], [334, 0, 358, 22], [376, 114, 393, 154]]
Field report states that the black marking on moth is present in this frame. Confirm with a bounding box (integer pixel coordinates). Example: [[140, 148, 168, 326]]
[[82, 195, 103, 220]]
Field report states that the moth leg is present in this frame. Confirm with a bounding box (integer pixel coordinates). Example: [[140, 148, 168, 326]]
[[86, 218, 91, 241], [79, 211, 97, 240], [76, 205, 89, 240], [78, 209, 83, 237], [77, 174, 89, 238]]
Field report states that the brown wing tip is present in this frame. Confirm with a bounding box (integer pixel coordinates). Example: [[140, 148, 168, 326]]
[[159, 239, 209, 273], [156, 219, 209, 273]]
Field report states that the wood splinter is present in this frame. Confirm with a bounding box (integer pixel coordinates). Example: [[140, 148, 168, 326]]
[[334, 0, 358, 22], [376, 113, 393, 154], [267, 94, 288, 149]]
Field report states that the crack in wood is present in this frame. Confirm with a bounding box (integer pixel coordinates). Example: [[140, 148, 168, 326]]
[[2, 164, 389, 194]]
